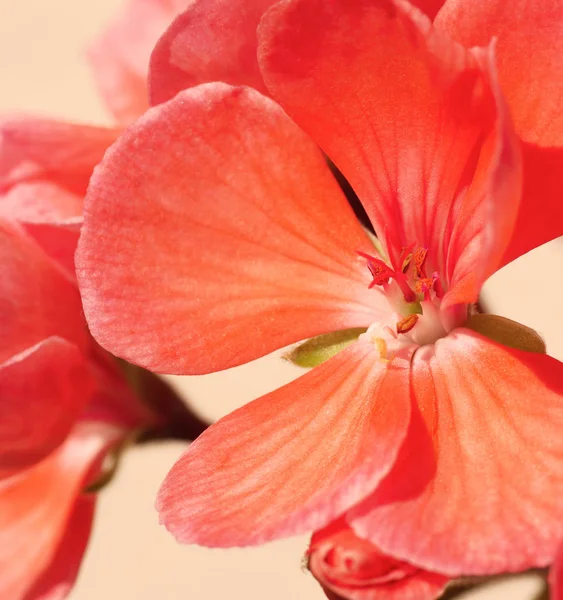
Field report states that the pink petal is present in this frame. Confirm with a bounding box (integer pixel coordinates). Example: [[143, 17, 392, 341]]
[[157, 340, 413, 546], [550, 540, 563, 600], [0, 117, 118, 218], [23, 496, 96, 600], [21, 221, 81, 280], [0, 338, 95, 477], [0, 220, 88, 365], [259, 0, 521, 307], [84, 346, 157, 429], [436, 0, 563, 265], [350, 329, 563, 575], [77, 83, 386, 375], [0, 118, 117, 270], [500, 143, 563, 266], [436, 0, 563, 147], [87, 0, 186, 124], [440, 46, 522, 313], [412, 0, 446, 18], [0, 182, 83, 225], [309, 518, 449, 600], [149, 0, 276, 106], [0, 421, 122, 599]]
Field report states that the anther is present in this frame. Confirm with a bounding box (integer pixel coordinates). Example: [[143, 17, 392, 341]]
[[399, 244, 415, 273], [397, 314, 419, 334], [356, 251, 395, 286], [413, 247, 428, 278]]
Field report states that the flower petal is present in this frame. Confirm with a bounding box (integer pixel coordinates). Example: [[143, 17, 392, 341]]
[[440, 45, 522, 313], [436, 0, 563, 264], [87, 0, 185, 124], [0, 338, 95, 477], [550, 540, 563, 600], [309, 518, 449, 600], [20, 221, 81, 279], [0, 421, 122, 599], [350, 329, 563, 575], [500, 143, 563, 266], [0, 117, 118, 219], [259, 0, 520, 305], [413, 0, 446, 18], [22, 496, 95, 600], [149, 0, 276, 106], [77, 83, 386, 375], [157, 340, 413, 546], [0, 220, 88, 364], [436, 0, 563, 146], [0, 118, 116, 271]]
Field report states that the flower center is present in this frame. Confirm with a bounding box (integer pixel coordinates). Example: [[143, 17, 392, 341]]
[[358, 245, 448, 346]]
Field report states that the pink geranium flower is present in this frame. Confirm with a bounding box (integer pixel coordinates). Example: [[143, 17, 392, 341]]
[[0, 1, 188, 596], [0, 218, 155, 600], [77, 0, 563, 578]]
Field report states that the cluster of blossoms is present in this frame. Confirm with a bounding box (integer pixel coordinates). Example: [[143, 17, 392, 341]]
[[3, 0, 563, 598]]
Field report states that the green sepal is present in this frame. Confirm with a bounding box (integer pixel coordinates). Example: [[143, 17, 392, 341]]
[[285, 328, 366, 368], [466, 314, 546, 354]]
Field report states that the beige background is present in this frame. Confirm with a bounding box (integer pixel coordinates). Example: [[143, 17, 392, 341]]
[[1, 1, 560, 598]]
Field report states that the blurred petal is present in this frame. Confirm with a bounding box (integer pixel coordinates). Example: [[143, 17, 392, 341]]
[[21, 221, 81, 279], [0, 119, 116, 270], [84, 348, 156, 430], [149, 0, 275, 106], [351, 329, 563, 575], [0, 182, 83, 225], [0, 338, 94, 476], [309, 518, 449, 600], [157, 341, 413, 546], [0, 117, 118, 216], [259, 0, 520, 311], [0, 421, 122, 599], [23, 496, 95, 600], [0, 220, 88, 364], [88, 0, 185, 124], [77, 83, 386, 375]]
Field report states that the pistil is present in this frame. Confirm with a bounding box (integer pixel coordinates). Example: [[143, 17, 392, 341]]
[[358, 245, 446, 341]]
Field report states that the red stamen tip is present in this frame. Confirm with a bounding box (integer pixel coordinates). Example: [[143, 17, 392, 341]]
[[357, 251, 394, 286]]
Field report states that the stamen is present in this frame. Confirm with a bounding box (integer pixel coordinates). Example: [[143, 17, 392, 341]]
[[413, 247, 428, 278], [357, 250, 417, 302], [396, 314, 419, 334], [356, 251, 394, 286], [374, 338, 389, 360], [393, 272, 417, 303], [399, 243, 415, 274]]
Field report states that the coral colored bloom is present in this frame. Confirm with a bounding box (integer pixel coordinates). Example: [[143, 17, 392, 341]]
[[0, 219, 154, 600], [0, 0, 176, 590], [308, 519, 449, 600], [77, 0, 563, 579]]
